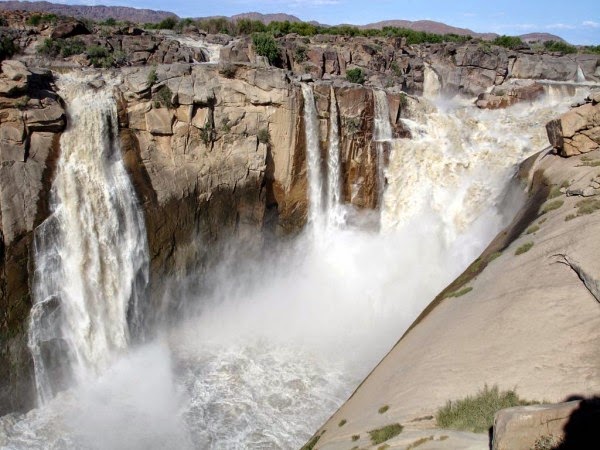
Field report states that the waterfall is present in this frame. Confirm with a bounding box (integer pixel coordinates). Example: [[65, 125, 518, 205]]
[[327, 87, 342, 228], [301, 84, 325, 232], [373, 90, 392, 210], [28, 74, 149, 405], [575, 65, 586, 83], [423, 64, 442, 99]]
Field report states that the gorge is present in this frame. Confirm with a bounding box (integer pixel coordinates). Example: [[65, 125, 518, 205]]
[[1, 8, 600, 450]]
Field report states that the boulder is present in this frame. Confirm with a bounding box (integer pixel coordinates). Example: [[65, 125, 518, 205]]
[[50, 21, 90, 39], [547, 103, 600, 156], [476, 83, 544, 109], [1, 60, 31, 82], [24, 103, 66, 132], [145, 107, 174, 135]]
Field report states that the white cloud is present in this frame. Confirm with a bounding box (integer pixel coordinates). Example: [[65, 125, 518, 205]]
[[582, 20, 600, 28], [546, 23, 576, 30]]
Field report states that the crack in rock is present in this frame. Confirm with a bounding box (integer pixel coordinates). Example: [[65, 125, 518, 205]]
[[553, 253, 600, 303]]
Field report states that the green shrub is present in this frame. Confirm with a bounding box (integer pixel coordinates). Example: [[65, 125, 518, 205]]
[[492, 35, 524, 49], [488, 251, 502, 262], [448, 286, 473, 298], [547, 186, 563, 199], [526, 225, 540, 234], [252, 32, 280, 65], [147, 67, 158, 86], [436, 385, 534, 433], [368, 423, 403, 445], [300, 434, 320, 450], [351, 435, 360, 441], [575, 198, 600, 215], [26, 14, 57, 27], [338, 419, 347, 427], [153, 85, 173, 108], [200, 122, 215, 146], [0, 36, 17, 61], [378, 405, 390, 414], [257, 128, 270, 144], [157, 17, 177, 30], [346, 68, 366, 84], [539, 199, 564, 215], [543, 40, 577, 54], [294, 45, 308, 63], [515, 242, 534, 255]]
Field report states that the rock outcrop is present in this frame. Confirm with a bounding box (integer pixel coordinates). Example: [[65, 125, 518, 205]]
[[309, 149, 600, 449], [0, 60, 65, 414], [476, 81, 544, 109], [547, 91, 600, 156]]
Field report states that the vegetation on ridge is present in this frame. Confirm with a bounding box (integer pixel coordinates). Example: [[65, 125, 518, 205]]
[[436, 385, 535, 433], [368, 423, 404, 445]]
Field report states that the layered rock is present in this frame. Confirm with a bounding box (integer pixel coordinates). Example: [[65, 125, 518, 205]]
[[0, 60, 65, 414], [547, 92, 600, 156], [475, 81, 544, 109]]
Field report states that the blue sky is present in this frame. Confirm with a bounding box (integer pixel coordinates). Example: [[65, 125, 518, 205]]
[[12, 0, 600, 44]]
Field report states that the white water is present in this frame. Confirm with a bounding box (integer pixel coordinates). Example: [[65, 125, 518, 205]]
[[0, 84, 589, 450], [301, 84, 325, 232], [423, 64, 442, 99], [326, 87, 343, 228], [373, 90, 392, 211], [27, 74, 149, 406], [173, 36, 223, 63]]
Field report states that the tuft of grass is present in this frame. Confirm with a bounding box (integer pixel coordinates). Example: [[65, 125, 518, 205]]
[[538, 217, 547, 225], [378, 405, 390, 414], [368, 424, 404, 445], [539, 199, 564, 215], [439, 435, 449, 441], [338, 419, 347, 427], [487, 251, 502, 262], [257, 128, 271, 144], [547, 186, 563, 199], [448, 286, 473, 298], [515, 242, 534, 255], [407, 436, 434, 449], [147, 67, 158, 86], [378, 445, 390, 450], [525, 225, 540, 234], [581, 160, 600, 167], [436, 385, 534, 433], [351, 434, 360, 441], [565, 214, 577, 222], [575, 198, 600, 215]]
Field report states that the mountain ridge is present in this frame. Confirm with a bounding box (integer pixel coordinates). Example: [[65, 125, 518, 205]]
[[0, 1, 567, 43]]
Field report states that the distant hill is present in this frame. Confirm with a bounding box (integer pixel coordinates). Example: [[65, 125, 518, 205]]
[[520, 32, 565, 43], [229, 12, 301, 24], [361, 19, 497, 40], [0, 1, 177, 23], [0, 1, 568, 43]]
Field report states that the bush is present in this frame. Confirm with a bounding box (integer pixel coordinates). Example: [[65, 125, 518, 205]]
[[200, 122, 215, 146], [526, 225, 540, 234], [338, 419, 347, 427], [368, 424, 403, 445], [252, 32, 280, 64], [346, 68, 365, 84], [157, 17, 177, 30], [0, 36, 17, 61], [515, 242, 534, 255], [436, 385, 534, 433], [539, 199, 564, 215], [294, 46, 308, 62], [492, 35, 524, 49], [575, 198, 600, 215], [257, 128, 270, 144], [153, 85, 173, 108], [147, 67, 158, 86], [378, 405, 389, 414], [544, 40, 577, 54]]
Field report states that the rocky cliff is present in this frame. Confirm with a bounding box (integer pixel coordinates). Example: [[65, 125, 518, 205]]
[[1, 9, 599, 420]]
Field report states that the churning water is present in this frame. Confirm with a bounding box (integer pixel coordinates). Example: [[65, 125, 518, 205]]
[[0, 80, 589, 449]]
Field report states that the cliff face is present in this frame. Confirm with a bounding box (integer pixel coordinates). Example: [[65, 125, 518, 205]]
[[0, 59, 407, 413], [1, 9, 599, 417]]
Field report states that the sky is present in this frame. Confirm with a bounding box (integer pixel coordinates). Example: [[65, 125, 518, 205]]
[[9, 0, 600, 44]]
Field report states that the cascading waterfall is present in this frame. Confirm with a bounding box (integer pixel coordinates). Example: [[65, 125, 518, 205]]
[[28, 74, 149, 405], [373, 90, 392, 210], [301, 83, 325, 232], [326, 87, 343, 228], [423, 64, 442, 99], [575, 65, 586, 83], [1, 82, 590, 450]]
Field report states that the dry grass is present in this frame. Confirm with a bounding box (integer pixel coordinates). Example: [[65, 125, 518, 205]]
[[436, 385, 534, 433], [407, 436, 434, 449], [515, 242, 534, 255], [539, 199, 564, 215], [378, 405, 390, 414], [526, 225, 540, 234], [338, 419, 347, 427], [368, 424, 404, 445]]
